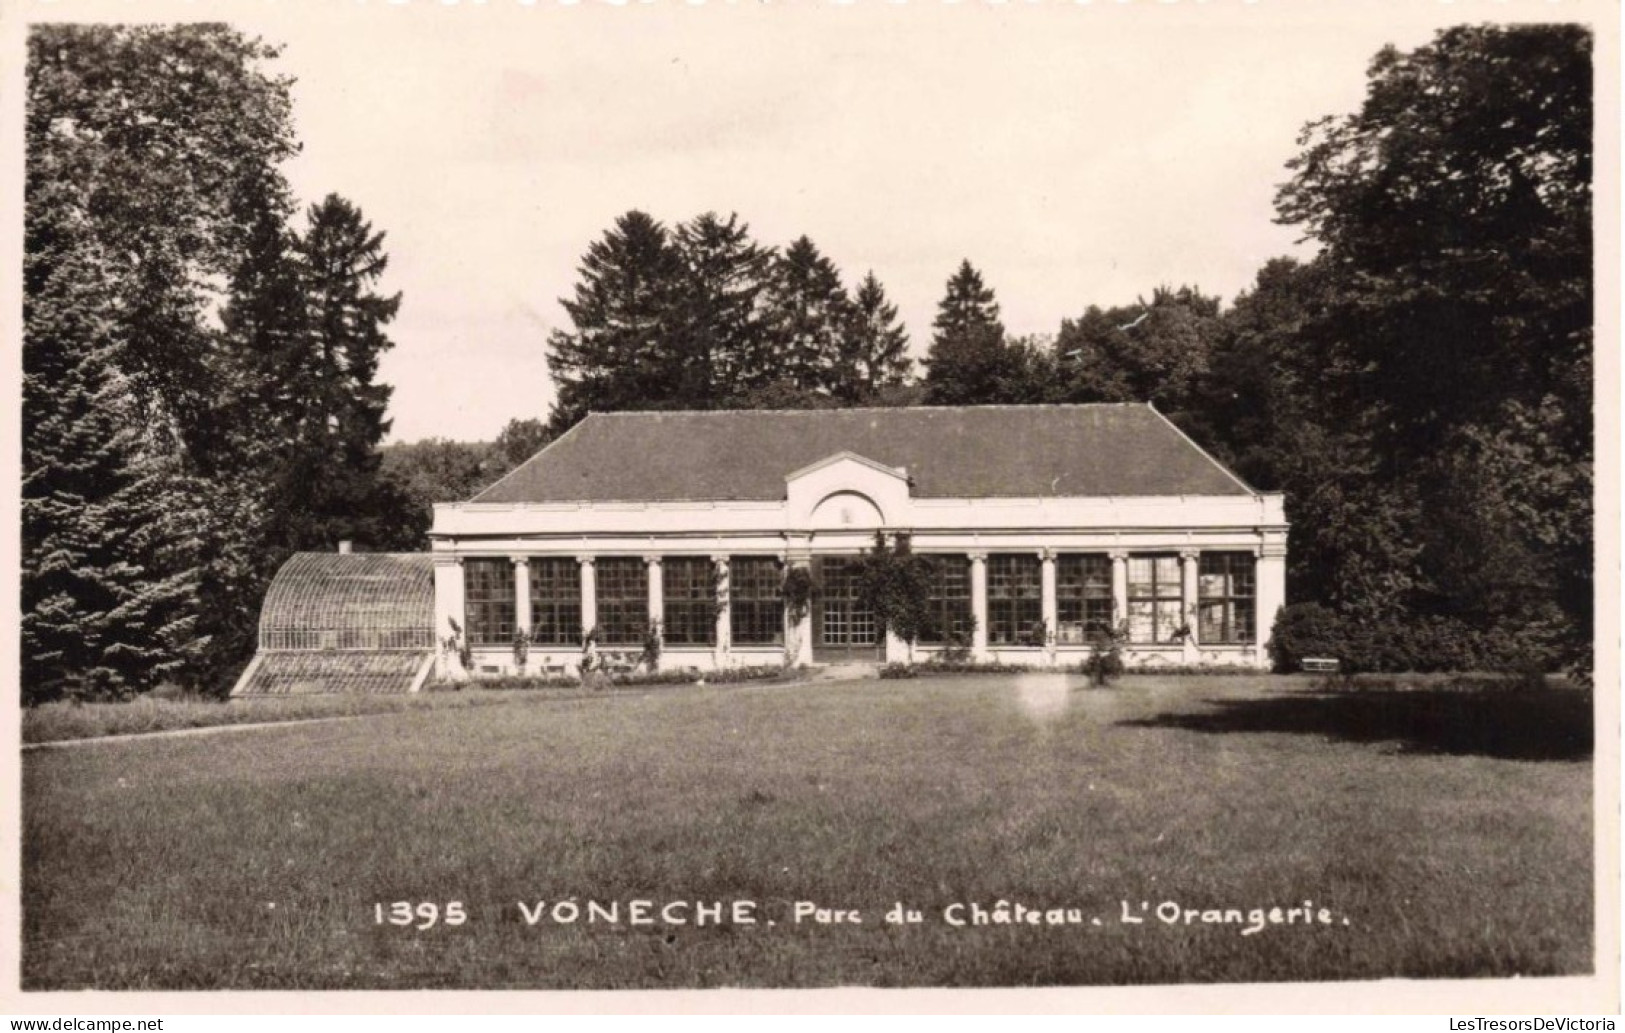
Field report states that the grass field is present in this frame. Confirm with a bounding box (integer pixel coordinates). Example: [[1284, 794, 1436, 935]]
[[22, 673, 795, 745], [21, 674, 1593, 989]]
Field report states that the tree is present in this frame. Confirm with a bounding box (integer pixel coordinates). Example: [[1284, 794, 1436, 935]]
[[839, 272, 913, 403], [1054, 286, 1220, 412], [856, 532, 939, 662], [923, 261, 1027, 405], [24, 24, 301, 698], [1276, 24, 1591, 457], [25, 24, 301, 457], [671, 212, 777, 404], [546, 210, 687, 432], [21, 249, 208, 702], [763, 236, 853, 398], [1263, 24, 1594, 671], [380, 439, 500, 509], [241, 194, 408, 556], [492, 418, 553, 475]]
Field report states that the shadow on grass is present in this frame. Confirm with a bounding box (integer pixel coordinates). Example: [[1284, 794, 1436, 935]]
[[1122, 685, 1593, 761]]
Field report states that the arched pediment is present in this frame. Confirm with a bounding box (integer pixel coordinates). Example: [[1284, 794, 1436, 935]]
[[784, 451, 912, 530], [809, 490, 885, 530]]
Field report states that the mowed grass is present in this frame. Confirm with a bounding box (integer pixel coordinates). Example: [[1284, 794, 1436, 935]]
[[23, 680, 774, 744], [22, 675, 1592, 989]]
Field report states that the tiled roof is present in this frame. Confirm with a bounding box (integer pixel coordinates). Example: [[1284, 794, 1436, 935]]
[[472, 403, 1254, 503]]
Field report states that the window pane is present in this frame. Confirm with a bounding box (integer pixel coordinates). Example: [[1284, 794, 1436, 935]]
[[921, 554, 972, 645], [730, 556, 784, 646], [464, 558, 515, 646], [595, 557, 647, 645], [529, 558, 581, 645], [662, 557, 715, 646], [988, 554, 1041, 645], [1196, 552, 1256, 643]]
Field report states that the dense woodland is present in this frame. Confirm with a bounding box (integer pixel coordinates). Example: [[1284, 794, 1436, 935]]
[[22, 23, 1594, 701]]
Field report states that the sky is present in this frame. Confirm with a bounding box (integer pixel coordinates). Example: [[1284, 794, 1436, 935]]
[[17, 0, 1612, 442]]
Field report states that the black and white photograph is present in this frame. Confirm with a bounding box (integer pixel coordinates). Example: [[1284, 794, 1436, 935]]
[[3, 0, 1617, 1014]]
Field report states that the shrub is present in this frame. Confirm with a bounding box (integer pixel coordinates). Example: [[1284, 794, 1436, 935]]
[[1267, 603, 1343, 672], [1078, 622, 1127, 686], [1269, 602, 1576, 676], [879, 663, 918, 680]]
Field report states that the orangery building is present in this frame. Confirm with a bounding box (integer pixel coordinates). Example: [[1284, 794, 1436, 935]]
[[426, 403, 1288, 678]]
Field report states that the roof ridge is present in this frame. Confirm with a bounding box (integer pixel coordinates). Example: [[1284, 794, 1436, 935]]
[[589, 402, 1150, 417]]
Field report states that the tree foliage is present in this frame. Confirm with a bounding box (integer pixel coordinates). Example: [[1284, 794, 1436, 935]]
[[921, 261, 1044, 405], [1055, 286, 1220, 413], [547, 211, 916, 428], [1197, 24, 1595, 673], [24, 25, 418, 698], [855, 532, 940, 653]]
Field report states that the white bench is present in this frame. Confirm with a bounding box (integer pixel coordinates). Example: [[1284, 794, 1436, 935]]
[[1301, 657, 1340, 674]]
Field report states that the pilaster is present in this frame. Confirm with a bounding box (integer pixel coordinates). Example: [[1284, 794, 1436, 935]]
[[712, 555, 731, 665], [1179, 549, 1200, 662], [577, 555, 597, 640], [969, 552, 989, 661], [1040, 548, 1057, 666], [511, 556, 531, 642]]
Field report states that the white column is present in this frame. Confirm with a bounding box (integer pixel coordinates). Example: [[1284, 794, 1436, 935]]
[[969, 552, 989, 661], [432, 555, 467, 682], [712, 555, 731, 666], [577, 556, 597, 641], [1040, 548, 1057, 666], [1256, 540, 1287, 669], [511, 556, 531, 641], [1180, 549, 1200, 663], [1109, 550, 1129, 640], [645, 556, 664, 663], [787, 555, 813, 666]]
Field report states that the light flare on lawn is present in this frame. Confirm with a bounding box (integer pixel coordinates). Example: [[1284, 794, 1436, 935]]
[[1013, 673, 1073, 722]]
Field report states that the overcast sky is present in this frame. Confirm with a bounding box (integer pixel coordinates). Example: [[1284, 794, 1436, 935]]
[[23, 0, 1606, 442]]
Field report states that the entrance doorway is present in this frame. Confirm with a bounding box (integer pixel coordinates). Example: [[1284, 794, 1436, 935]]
[[811, 556, 881, 662]]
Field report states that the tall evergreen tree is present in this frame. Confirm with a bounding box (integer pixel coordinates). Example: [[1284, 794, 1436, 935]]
[[24, 24, 301, 697], [546, 210, 686, 432], [22, 245, 207, 702], [265, 194, 409, 553], [923, 260, 1023, 405], [672, 212, 777, 404], [839, 271, 913, 403], [763, 236, 852, 397]]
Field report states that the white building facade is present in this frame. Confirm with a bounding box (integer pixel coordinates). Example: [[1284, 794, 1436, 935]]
[[428, 404, 1288, 676]]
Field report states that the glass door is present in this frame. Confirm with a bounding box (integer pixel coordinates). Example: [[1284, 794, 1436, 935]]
[[812, 556, 880, 662]]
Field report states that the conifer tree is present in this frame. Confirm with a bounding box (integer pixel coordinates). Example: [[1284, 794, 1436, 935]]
[[22, 247, 207, 702], [763, 236, 853, 397], [265, 194, 409, 553], [672, 212, 777, 404], [923, 260, 1020, 405], [546, 210, 686, 432], [840, 271, 913, 403]]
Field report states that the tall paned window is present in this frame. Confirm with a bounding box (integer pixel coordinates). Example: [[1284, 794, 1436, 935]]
[[1127, 554, 1182, 643], [595, 557, 647, 646], [1056, 554, 1113, 644], [920, 554, 972, 645], [529, 558, 581, 646], [662, 557, 715, 647], [987, 554, 1042, 646], [1199, 552, 1256, 644], [730, 557, 784, 646], [464, 558, 515, 647]]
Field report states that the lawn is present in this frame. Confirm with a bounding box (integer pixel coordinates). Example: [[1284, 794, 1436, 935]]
[[21, 674, 1593, 989]]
